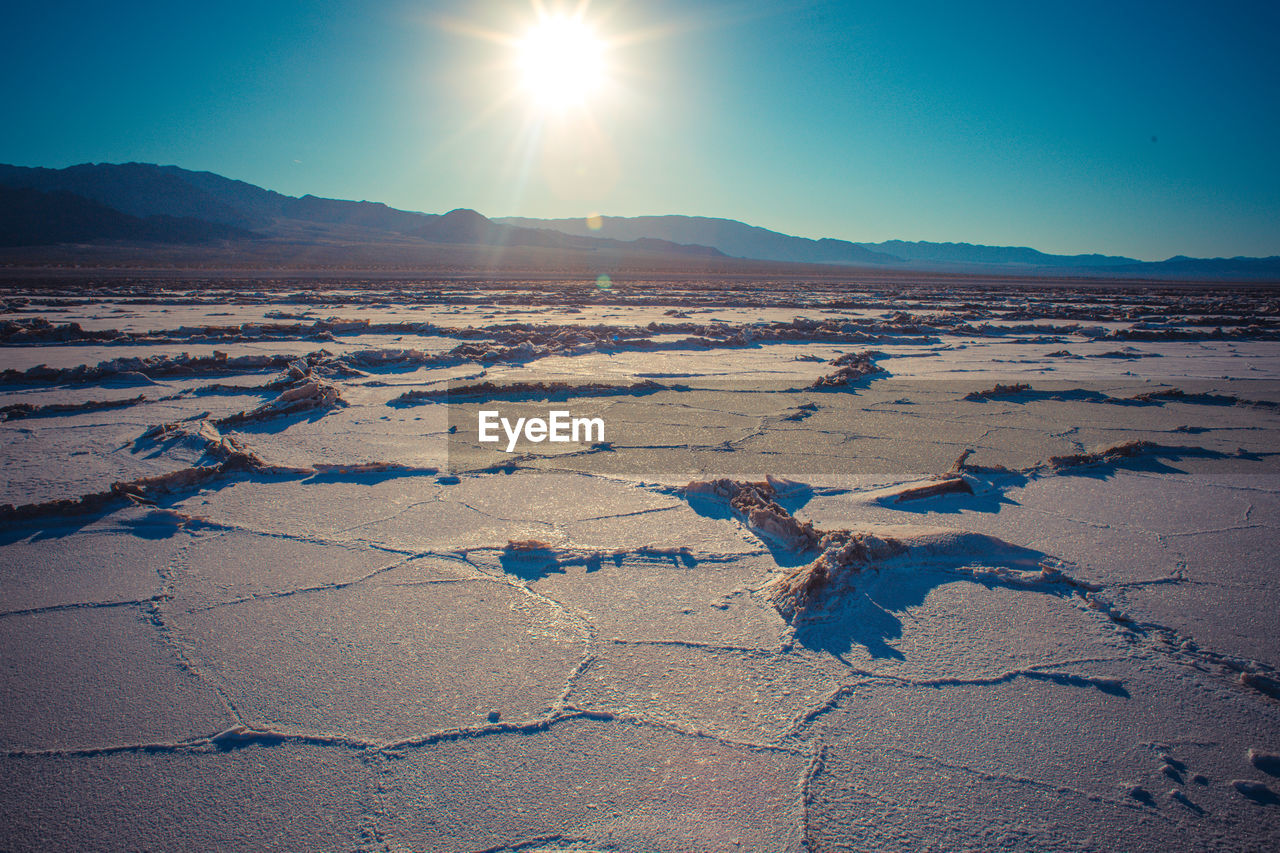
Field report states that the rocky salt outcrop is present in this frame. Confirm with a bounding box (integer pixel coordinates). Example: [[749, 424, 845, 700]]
[[764, 530, 908, 622], [0, 351, 300, 386], [964, 382, 1032, 401], [682, 476, 1068, 624], [879, 477, 974, 502], [1046, 439, 1154, 471], [0, 394, 148, 421], [807, 351, 885, 389], [0, 421, 306, 523], [762, 523, 1068, 623], [215, 378, 346, 428], [681, 476, 821, 551]]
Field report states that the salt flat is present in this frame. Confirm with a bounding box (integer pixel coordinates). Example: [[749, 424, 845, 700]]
[[2, 276, 1279, 851]]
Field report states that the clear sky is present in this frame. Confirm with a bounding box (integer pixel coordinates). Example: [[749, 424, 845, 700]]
[[2, 0, 1277, 260]]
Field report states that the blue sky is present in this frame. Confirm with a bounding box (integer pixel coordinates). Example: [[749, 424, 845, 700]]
[[2, 0, 1277, 260]]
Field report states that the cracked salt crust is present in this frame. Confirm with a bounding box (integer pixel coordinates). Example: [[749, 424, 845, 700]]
[[2, 279, 1280, 851]]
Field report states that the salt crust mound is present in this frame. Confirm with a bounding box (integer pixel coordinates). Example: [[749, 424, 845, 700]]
[[215, 378, 345, 427], [763, 523, 1056, 623], [807, 350, 885, 388], [682, 477, 1057, 623]]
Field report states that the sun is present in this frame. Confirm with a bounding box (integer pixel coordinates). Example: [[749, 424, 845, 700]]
[[517, 15, 606, 110]]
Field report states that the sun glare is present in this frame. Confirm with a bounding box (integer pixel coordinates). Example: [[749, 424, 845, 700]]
[[517, 16, 606, 110]]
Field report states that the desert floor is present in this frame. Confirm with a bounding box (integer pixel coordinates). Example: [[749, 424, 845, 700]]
[[2, 275, 1279, 851]]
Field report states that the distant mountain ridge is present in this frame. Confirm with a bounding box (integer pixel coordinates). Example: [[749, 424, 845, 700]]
[[855, 238, 1137, 268], [0, 184, 251, 247], [497, 214, 902, 266], [0, 162, 1276, 278], [0, 163, 723, 259], [497, 215, 1145, 269], [499, 214, 1280, 279]]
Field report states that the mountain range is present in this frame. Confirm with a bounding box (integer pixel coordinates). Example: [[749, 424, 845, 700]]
[[495, 215, 1145, 270], [1, 162, 1277, 279]]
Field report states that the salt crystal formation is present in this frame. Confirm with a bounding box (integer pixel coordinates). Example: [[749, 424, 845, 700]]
[[807, 350, 885, 388]]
